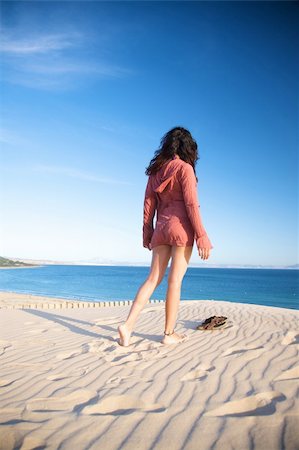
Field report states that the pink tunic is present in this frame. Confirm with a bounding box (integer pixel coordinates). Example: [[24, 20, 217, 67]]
[[143, 155, 213, 251]]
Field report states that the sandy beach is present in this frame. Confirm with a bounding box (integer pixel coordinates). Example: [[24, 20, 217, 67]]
[[0, 292, 298, 450]]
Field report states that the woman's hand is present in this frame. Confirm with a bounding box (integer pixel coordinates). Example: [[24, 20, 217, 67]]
[[198, 247, 210, 260]]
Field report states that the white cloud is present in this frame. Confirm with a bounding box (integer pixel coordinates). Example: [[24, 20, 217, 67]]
[[0, 32, 81, 55], [32, 164, 132, 185], [1, 30, 132, 89], [20, 60, 130, 77]]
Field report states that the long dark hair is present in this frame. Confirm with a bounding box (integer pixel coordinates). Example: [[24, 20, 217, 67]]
[[145, 126, 199, 179]]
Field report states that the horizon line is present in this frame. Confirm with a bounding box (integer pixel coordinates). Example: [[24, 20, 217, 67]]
[[1, 256, 298, 270]]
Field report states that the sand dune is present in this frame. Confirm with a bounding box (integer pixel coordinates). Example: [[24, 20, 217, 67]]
[[0, 293, 298, 450]]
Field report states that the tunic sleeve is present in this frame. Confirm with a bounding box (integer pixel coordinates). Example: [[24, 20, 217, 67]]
[[143, 176, 157, 248], [178, 163, 213, 250]]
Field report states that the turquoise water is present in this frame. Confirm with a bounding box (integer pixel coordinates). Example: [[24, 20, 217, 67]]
[[0, 265, 298, 310]]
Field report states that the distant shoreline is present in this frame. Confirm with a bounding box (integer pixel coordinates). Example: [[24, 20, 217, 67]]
[[0, 265, 43, 270]]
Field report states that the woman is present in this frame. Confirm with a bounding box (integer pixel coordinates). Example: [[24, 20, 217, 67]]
[[118, 126, 213, 346]]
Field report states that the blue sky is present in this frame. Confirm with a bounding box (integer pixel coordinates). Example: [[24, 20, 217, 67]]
[[1, 1, 298, 267]]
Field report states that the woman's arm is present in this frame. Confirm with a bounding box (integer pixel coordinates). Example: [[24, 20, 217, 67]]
[[143, 177, 157, 249], [178, 163, 213, 251]]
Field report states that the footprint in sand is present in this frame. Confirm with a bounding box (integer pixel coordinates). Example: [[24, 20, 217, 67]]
[[106, 376, 129, 384], [56, 346, 88, 361], [81, 394, 166, 415], [281, 331, 299, 346], [46, 366, 90, 381], [135, 340, 167, 354], [104, 340, 168, 365], [141, 348, 168, 360], [106, 352, 145, 366], [205, 391, 285, 417], [103, 344, 121, 353], [103, 341, 144, 355], [86, 340, 106, 354], [26, 389, 97, 412], [181, 364, 215, 382], [274, 365, 299, 381]]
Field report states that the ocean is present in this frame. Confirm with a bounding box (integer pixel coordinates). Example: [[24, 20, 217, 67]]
[[0, 265, 298, 310]]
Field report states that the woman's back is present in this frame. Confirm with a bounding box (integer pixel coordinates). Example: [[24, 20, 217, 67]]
[[143, 155, 213, 251]]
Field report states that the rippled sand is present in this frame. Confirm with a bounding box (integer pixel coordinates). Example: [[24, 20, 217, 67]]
[[0, 293, 298, 450]]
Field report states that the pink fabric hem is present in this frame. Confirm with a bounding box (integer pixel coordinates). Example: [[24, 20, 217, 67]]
[[151, 240, 194, 249]]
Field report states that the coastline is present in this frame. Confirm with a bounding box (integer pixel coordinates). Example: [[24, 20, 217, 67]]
[[1, 260, 298, 270], [0, 266, 43, 270], [0, 291, 298, 449], [0, 290, 296, 312]]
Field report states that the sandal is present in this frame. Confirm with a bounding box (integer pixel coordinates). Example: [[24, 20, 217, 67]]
[[197, 316, 228, 330]]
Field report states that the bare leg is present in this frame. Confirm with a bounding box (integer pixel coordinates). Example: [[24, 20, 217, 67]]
[[162, 245, 193, 344], [118, 245, 171, 346]]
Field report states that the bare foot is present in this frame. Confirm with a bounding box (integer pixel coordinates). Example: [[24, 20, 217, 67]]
[[118, 324, 132, 347], [161, 332, 188, 345]]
